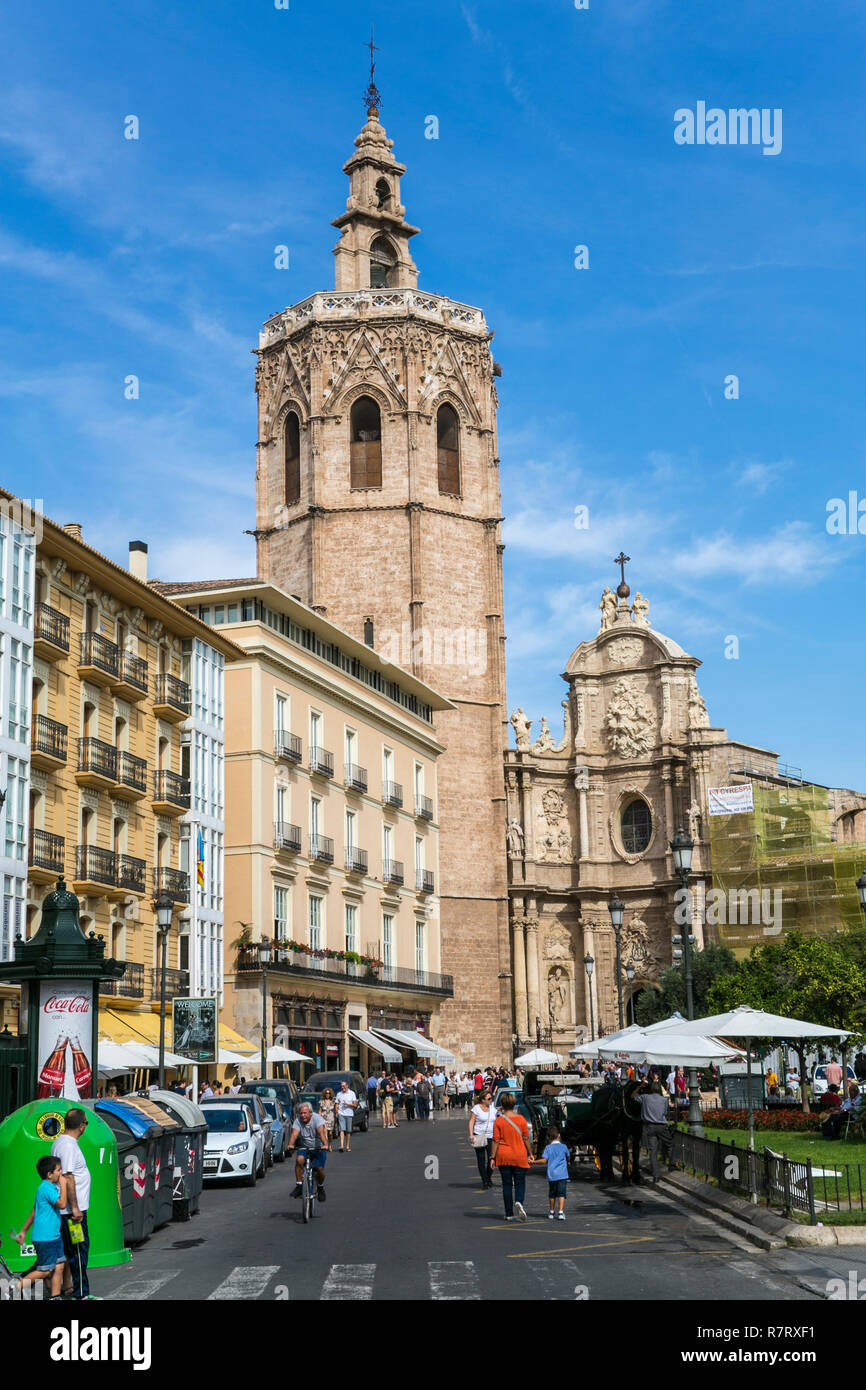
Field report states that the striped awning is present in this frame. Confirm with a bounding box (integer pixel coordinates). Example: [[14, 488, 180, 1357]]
[[372, 1028, 453, 1062], [348, 1029, 402, 1063]]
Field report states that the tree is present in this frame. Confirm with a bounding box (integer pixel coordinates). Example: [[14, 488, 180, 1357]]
[[635, 943, 738, 1026]]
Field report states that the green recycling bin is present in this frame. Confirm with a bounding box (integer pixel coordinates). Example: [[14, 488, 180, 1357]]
[[0, 1099, 129, 1274], [142, 1090, 207, 1220]]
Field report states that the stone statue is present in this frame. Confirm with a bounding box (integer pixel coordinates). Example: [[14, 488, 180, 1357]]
[[506, 818, 525, 858], [510, 707, 532, 750], [687, 800, 702, 843], [533, 716, 556, 752], [687, 674, 710, 729], [604, 677, 655, 759], [599, 586, 617, 631], [632, 592, 650, 627], [548, 966, 569, 1025]]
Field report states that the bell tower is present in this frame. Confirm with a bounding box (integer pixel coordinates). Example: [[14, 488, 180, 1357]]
[[253, 71, 512, 1063]]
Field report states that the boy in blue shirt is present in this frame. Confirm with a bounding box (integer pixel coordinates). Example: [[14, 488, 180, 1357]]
[[13, 1155, 68, 1298], [541, 1124, 570, 1220]]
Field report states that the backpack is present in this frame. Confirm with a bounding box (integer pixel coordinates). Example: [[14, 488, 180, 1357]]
[[417, 1081, 431, 1099]]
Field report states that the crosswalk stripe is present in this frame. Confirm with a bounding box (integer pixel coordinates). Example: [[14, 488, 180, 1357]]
[[321, 1264, 376, 1300], [428, 1261, 480, 1301], [207, 1265, 281, 1300], [113, 1271, 181, 1300]]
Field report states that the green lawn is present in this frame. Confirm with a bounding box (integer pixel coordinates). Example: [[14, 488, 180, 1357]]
[[689, 1125, 866, 1168]]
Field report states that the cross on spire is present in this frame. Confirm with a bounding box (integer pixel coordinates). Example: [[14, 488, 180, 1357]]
[[364, 26, 382, 115], [614, 551, 631, 599]]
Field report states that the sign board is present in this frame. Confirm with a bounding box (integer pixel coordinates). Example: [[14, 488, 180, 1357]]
[[36, 982, 93, 1100], [708, 784, 755, 817], [720, 1074, 765, 1109], [172, 997, 217, 1064]]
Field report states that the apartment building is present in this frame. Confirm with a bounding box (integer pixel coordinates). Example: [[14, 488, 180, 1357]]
[[157, 579, 454, 1073]]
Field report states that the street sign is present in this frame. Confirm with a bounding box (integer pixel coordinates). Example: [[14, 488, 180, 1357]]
[[172, 997, 217, 1063]]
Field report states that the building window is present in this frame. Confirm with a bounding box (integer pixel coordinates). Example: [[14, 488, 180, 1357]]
[[369, 234, 396, 288], [4, 758, 26, 861], [621, 798, 652, 855], [350, 397, 382, 489], [310, 795, 321, 841], [309, 894, 323, 951], [274, 885, 289, 939], [382, 914, 393, 970], [345, 808, 355, 853], [275, 692, 288, 740], [415, 920, 425, 974], [345, 903, 358, 954], [437, 403, 460, 495], [1, 876, 25, 962], [310, 709, 322, 757], [284, 411, 301, 505]]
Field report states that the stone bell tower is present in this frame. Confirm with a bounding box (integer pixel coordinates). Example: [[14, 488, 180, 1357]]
[[252, 74, 512, 1063]]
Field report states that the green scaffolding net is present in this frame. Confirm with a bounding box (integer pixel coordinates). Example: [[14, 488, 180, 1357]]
[[707, 783, 865, 953]]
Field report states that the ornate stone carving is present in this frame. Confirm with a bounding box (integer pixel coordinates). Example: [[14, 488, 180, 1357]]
[[606, 637, 644, 666], [510, 707, 531, 750], [687, 800, 702, 843], [544, 925, 573, 961], [554, 698, 572, 752], [687, 673, 710, 729], [604, 677, 655, 759], [599, 586, 617, 631], [547, 965, 570, 1025], [622, 913, 664, 979], [532, 716, 556, 753], [574, 766, 589, 792], [506, 819, 525, 858], [632, 592, 650, 627], [536, 790, 572, 862], [573, 688, 585, 751]]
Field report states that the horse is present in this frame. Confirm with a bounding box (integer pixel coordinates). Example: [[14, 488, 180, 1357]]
[[558, 1078, 644, 1184]]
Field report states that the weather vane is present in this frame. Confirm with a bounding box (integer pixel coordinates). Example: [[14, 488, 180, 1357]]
[[364, 26, 382, 114]]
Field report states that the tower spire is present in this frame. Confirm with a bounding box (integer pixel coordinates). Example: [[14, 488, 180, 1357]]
[[364, 26, 382, 117]]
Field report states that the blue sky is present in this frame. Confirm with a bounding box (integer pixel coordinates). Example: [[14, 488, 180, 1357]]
[[2, 0, 865, 787]]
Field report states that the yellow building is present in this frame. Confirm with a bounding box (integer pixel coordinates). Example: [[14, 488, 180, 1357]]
[[158, 578, 455, 1074]]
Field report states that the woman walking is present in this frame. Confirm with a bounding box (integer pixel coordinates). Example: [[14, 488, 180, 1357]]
[[469, 1089, 496, 1189], [490, 1092, 533, 1221], [402, 1074, 417, 1122], [446, 1072, 458, 1114], [319, 1087, 336, 1148]]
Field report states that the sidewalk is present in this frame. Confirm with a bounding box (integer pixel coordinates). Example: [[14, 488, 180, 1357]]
[[655, 1165, 866, 1249]]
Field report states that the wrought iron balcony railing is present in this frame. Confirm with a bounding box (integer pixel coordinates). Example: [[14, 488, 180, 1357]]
[[310, 834, 334, 864], [275, 732, 302, 763], [274, 822, 302, 853], [79, 631, 120, 679], [77, 737, 117, 780], [383, 858, 404, 885], [154, 672, 191, 715], [345, 847, 368, 875], [116, 750, 147, 795], [100, 961, 144, 1000], [29, 828, 65, 875], [415, 794, 434, 820], [310, 746, 334, 778], [153, 866, 190, 903], [416, 869, 435, 894], [383, 780, 403, 808], [75, 845, 116, 887], [118, 650, 148, 694], [32, 715, 68, 763], [153, 769, 191, 808], [35, 603, 70, 653], [345, 762, 368, 793], [116, 854, 146, 894]]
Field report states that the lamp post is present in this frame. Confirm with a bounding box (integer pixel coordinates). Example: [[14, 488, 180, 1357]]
[[155, 891, 174, 1090], [259, 935, 272, 1079], [583, 952, 595, 1041], [608, 895, 625, 1031], [626, 962, 636, 1025], [856, 869, 866, 915], [670, 826, 704, 1136]]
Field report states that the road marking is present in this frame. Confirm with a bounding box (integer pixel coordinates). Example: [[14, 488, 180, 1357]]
[[112, 1271, 181, 1300], [526, 1258, 587, 1298], [321, 1264, 376, 1300], [429, 1261, 481, 1301], [505, 1235, 658, 1259], [207, 1265, 281, 1300]]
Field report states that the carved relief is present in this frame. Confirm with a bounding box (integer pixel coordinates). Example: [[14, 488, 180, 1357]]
[[536, 790, 573, 863], [532, 717, 557, 753], [622, 913, 665, 980], [606, 637, 644, 666], [604, 677, 655, 759], [687, 673, 710, 729], [547, 965, 571, 1026], [544, 925, 574, 961]]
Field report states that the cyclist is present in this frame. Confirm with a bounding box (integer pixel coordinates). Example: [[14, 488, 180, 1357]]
[[288, 1102, 329, 1203]]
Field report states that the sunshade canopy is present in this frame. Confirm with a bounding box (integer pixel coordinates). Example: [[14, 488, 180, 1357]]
[[514, 1048, 561, 1067], [650, 1005, 850, 1042], [348, 1029, 402, 1064]]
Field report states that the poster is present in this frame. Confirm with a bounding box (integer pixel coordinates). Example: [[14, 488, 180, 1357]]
[[707, 784, 755, 817], [36, 981, 93, 1100], [173, 997, 217, 1063]]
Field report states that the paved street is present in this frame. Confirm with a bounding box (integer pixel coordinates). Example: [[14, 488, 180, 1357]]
[[90, 1110, 866, 1302]]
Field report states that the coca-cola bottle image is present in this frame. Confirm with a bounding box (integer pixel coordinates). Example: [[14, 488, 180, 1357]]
[[37, 1036, 68, 1099], [70, 1035, 92, 1099]]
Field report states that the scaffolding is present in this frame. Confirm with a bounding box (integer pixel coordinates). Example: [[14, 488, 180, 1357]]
[[707, 781, 865, 953]]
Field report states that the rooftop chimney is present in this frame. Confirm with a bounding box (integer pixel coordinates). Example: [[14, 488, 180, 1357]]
[[64, 523, 83, 540], [129, 540, 148, 583]]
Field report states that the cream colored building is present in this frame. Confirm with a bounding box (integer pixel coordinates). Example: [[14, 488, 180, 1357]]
[[157, 578, 454, 1074]]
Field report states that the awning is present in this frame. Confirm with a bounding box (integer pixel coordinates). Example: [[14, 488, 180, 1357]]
[[372, 1028, 453, 1063], [349, 1029, 402, 1063], [100, 1010, 258, 1059]]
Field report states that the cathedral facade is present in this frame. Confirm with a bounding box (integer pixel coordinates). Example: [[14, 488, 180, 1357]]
[[253, 97, 511, 1062]]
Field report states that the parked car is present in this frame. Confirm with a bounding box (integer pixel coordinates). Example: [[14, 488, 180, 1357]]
[[812, 1064, 856, 1097], [300, 1070, 370, 1131], [200, 1103, 264, 1187], [240, 1077, 299, 1118], [259, 1097, 291, 1162], [202, 1094, 273, 1172]]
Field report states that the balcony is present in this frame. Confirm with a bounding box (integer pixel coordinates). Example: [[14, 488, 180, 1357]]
[[150, 966, 190, 1000], [309, 746, 334, 779], [114, 750, 148, 802], [344, 847, 368, 876], [152, 770, 191, 816], [34, 603, 70, 660], [416, 869, 435, 894], [153, 673, 191, 722], [274, 822, 302, 854], [383, 858, 404, 886], [100, 962, 145, 1001], [310, 834, 334, 865], [114, 854, 146, 896], [236, 947, 454, 997], [383, 780, 403, 808], [29, 828, 65, 883], [415, 795, 434, 821], [345, 762, 368, 793], [74, 845, 117, 894], [113, 650, 149, 702], [76, 737, 117, 791], [275, 732, 302, 764], [153, 866, 190, 904], [78, 632, 120, 687], [31, 715, 68, 771]]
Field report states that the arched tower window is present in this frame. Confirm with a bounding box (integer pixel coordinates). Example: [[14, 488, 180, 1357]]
[[350, 396, 382, 489], [621, 799, 652, 855], [284, 411, 301, 505], [375, 178, 392, 210], [437, 403, 461, 495], [369, 236, 397, 289]]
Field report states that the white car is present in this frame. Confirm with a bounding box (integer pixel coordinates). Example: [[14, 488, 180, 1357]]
[[201, 1102, 266, 1187], [811, 1064, 855, 1098]]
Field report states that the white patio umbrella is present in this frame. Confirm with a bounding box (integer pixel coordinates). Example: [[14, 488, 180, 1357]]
[[597, 1030, 745, 1068], [569, 1023, 644, 1060], [267, 1044, 311, 1064], [514, 1047, 561, 1067], [97, 1040, 188, 1071]]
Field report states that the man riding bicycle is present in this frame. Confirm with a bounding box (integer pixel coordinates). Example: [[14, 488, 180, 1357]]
[[288, 1102, 329, 1203]]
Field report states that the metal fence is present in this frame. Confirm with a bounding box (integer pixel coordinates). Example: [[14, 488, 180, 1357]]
[[671, 1130, 817, 1222]]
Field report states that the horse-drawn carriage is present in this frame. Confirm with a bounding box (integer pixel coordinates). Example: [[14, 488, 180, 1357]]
[[518, 1071, 644, 1183]]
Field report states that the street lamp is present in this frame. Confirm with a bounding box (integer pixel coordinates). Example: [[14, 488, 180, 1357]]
[[155, 891, 174, 1090], [625, 962, 636, 1025], [583, 952, 595, 1041], [856, 868, 866, 914], [670, 826, 703, 1136], [259, 935, 272, 1079], [608, 895, 625, 1030]]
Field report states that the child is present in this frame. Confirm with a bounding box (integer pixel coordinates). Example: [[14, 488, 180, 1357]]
[[13, 1155, 67, 1299], [541, 1124, 570, 1220]]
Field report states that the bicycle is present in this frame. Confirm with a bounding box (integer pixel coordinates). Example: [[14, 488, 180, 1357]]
[[300, 1154, 317, 1223]]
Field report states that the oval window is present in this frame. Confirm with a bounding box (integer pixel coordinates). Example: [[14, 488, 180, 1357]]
[[621, 799, 651, 854]]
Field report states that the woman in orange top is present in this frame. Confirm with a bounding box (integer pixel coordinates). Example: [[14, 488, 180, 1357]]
[[490, 1092, 533, 1221]]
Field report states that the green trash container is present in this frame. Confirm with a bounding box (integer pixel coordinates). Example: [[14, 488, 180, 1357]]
[[0, 1099, 129, 1274], [141, 1090, 207, 1220], [89, 1098, 164, 1245], [108, 1097, 180, 1230]]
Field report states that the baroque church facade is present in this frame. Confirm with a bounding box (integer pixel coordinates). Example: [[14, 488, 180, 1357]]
[[253, 93, 512, 1062]]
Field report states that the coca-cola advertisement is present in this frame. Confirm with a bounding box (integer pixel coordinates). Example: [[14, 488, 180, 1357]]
[[37, 982, 93, 1100]]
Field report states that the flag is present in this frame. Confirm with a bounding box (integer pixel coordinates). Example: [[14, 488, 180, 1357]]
[[196, 829, 205, 889]]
